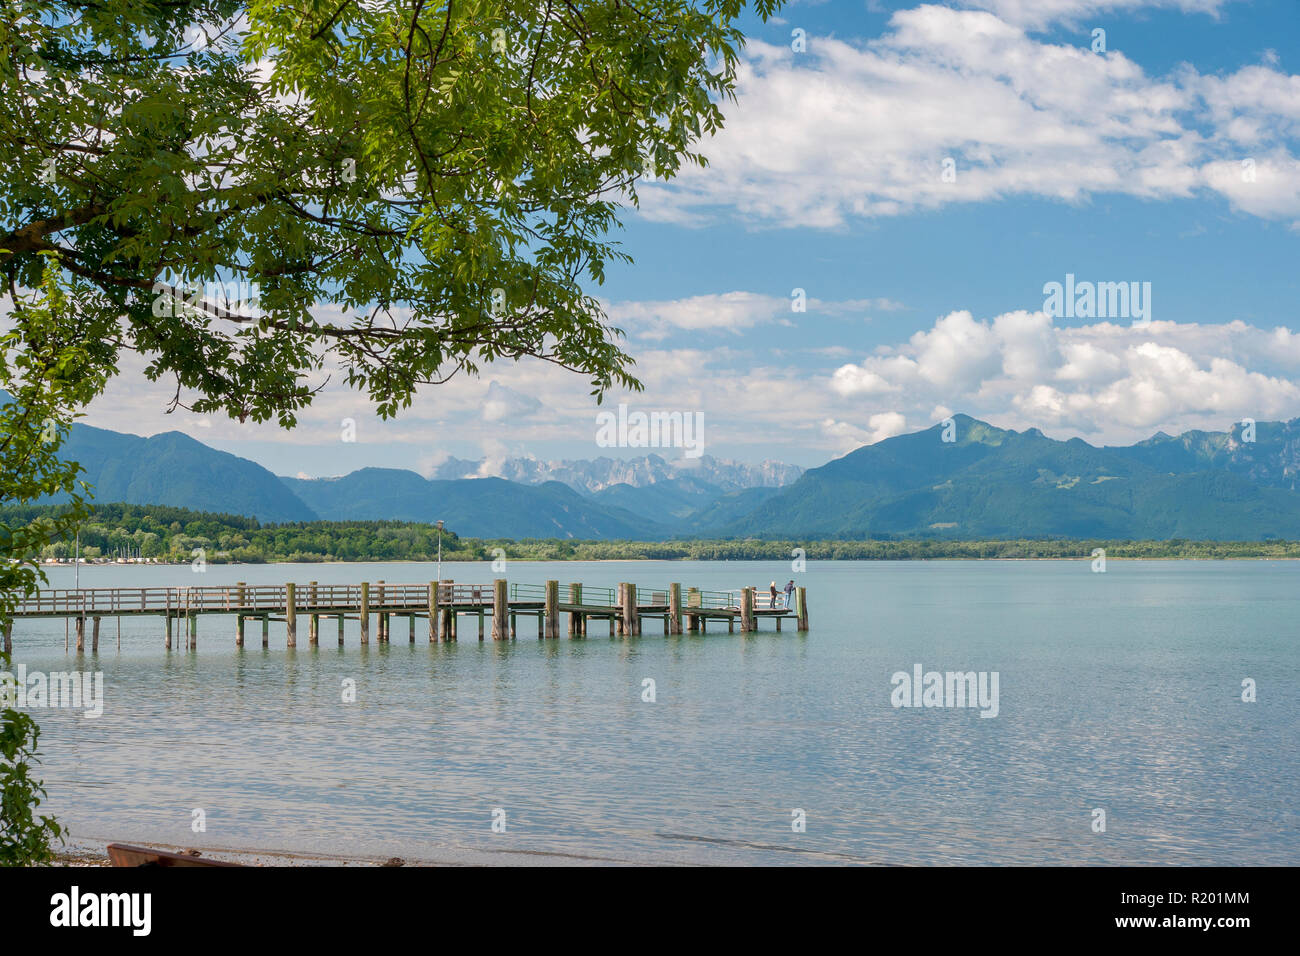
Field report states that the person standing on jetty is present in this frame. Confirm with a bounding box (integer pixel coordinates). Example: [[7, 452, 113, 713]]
[[770, 581, 779, 608], [783, 580, 795, 608]]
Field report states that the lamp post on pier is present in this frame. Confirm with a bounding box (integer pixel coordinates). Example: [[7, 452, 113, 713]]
[[436, 520, 444, 582]]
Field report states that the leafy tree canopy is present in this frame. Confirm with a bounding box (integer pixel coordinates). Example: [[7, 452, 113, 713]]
[[1, 0, 780, 422]]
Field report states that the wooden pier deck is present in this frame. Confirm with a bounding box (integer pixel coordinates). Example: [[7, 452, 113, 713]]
[[2, 579, 809, 653]]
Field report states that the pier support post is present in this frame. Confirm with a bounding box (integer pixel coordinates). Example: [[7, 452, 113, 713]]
[[92, 617, 101, 653], [285, 582, 297, 647], [622, 583, 639, 637], [236, 581, 246, 611], [740, 588, 755, 633], [669, 583, 682, 635], [545, 580, 559, 639], [493, 580, 509, 640], [262, 615, 269, 648], [338, 614, 345, 645], [359, 582, 370, 644], [441, 580, 454, 642], [309, 581, 319, 646], [165, 613, 172, 650], [75, 616, 85, 653], [237, 616, 245, 647], [616, 584, 625, 635], [797, 587, 809, 631], [686, 588, 700, 633], [2, 620, 10, 654], [510, 612, 516, 639], [189, 613, 197, 650], [568, 584, 581, 636], [410, 614, 416, 643], [434, 582, 444, 642]]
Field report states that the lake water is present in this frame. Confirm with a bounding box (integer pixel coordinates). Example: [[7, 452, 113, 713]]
[[8, 559, 1297, 865]]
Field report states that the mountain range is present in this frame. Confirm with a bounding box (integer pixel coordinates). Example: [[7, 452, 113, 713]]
[[17, 404, 1300, 540], [428, 453, 802, 493]]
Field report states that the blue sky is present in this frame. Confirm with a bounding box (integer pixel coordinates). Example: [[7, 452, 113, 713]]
[[81, 0, 1300, 478]]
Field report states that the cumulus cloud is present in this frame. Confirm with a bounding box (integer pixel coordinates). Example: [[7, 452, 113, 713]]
[[829, 310, 1300, 441], [638, 4, 1300, 228]]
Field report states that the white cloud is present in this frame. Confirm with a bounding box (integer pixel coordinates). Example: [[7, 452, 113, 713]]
[[829, 310, 1300, 442], [638, 5, 1300, 228]]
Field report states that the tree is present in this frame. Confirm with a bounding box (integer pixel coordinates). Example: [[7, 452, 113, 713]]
[[1, 0, 780, 423], [1, 0, 779, 861], [0, 258, 103, 864]]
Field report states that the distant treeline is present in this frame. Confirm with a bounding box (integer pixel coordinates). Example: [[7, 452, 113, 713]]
[[4, 502, 1300, 563]]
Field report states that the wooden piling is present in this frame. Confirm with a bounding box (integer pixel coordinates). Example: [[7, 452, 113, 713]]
[[409, 613, 416, 642], [285, 582, 297, 647], [622, 583, 639, 637], [568, 583, 581, 636], [434, 582, 444, 642], [359, 581, 370, 644], [669, 583, 682, 635], [545, 580, 559, 639], [493, 580, 509, 640], [740, 588, 755, 632], [309, 581, 319, 646], [262, 615, 269, 648], [237, 615, 245, 647], [2, 620, 11, 654], [91, 616, 100, 652], [75, 616, 85, 652], [441, 579, 454, 642], [687, 588, 700, 632], [797, 586, 809, 631], [338, 614, 345, 645], [165, 612, 172, 650]]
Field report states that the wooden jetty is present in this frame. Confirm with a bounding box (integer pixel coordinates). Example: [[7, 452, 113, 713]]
[[2, 580, 808, 652]]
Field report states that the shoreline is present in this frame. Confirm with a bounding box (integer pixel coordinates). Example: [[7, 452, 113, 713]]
[[38, 553, 1300, 567]]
